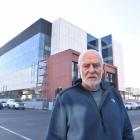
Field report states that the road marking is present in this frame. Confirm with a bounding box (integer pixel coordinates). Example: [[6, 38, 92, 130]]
[[133, 126, 140, 132], [0, 125, 32, 140]]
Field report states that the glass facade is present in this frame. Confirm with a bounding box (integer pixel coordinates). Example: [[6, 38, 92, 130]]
[[0, 33, 51, 92], [87, 33, 98, 51], [101, 35, 113, 65]]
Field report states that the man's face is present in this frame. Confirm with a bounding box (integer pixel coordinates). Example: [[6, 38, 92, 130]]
[[78, 52, 104, 90]]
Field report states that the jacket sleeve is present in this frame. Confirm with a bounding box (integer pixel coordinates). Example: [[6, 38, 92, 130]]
[[46, 96, 68, 140], [122, 107, 134, 140]]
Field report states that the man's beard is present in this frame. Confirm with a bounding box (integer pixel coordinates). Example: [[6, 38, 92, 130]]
[[85, 79, 100, 89], [81, 75, 101, 91]]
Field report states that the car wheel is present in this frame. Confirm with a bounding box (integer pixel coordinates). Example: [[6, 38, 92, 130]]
[[7, 105, 10, 109], [13, 105, 16, 109]]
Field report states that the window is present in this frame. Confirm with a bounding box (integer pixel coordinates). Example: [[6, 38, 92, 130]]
[[102, 47, 113, 58], [72, 61, 80, 85], [87, 33, 98, 51], [106, 72, 116, 87], [101, 35, 112, 47]]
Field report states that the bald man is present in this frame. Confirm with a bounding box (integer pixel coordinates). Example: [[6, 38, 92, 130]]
[[46, 50, 134, 140]]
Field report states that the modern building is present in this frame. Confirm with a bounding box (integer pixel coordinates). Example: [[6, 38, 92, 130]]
[[51, 18, 124, 95], [0, 18, 52, 99], [0, 17, 124, 101]]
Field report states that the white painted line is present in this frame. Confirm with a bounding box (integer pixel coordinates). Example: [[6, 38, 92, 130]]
[[133, 126, 140, 132], [0, 125, 32, 140]]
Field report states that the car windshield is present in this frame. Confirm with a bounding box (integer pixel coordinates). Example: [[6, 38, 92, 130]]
[[15, 99, 22, 102], [125, 103, 131, 105], [1, 101, 6, 103]]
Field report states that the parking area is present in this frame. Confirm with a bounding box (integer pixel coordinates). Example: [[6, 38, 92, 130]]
[[0, 109, 50, 140], [128, 110, 140, 140], [0, 109, 140, 140]]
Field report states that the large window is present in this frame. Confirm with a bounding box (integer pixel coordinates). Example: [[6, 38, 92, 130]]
[[101, 35, 113, 65], [102, 47, 113, 58], [104, 59, 113, 65], [87, 33, 98, 51], [72, 61, 80, 85], [101, 35, 112, 48], [106, 72, 116, 87], [0, 33, 51, 92], [0, 34, 41, 77]]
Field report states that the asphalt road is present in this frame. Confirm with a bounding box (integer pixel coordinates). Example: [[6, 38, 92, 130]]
[[0, 109, 50, 140], [128, 110, 140, 140], [0, 108, 139, 140]]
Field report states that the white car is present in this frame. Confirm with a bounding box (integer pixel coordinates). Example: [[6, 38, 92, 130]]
[[125, 102, 138, 110], [1, 101, 7, 108], [7, 99, 25, 109]]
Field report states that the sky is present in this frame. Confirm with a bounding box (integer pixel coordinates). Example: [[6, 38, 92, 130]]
[[0, 0, 140, 88]]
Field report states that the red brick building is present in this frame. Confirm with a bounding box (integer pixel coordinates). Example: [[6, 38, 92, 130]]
[[43, 49, 118, 100]]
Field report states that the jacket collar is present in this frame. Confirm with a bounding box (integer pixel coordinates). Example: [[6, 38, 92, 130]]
[[100, 80, 110, 91]]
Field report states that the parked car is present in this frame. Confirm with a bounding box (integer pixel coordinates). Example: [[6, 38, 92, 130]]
[[1, 101, 7, 108], [125, 101, 138, 110], [0, 102, 3, 109], [7, 99, 25, 109]]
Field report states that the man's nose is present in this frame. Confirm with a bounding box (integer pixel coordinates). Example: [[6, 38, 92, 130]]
[[89, 65, 95, 72]]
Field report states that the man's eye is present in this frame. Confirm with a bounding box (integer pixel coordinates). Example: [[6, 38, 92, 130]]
[[83, 64, 101, 68], [83, 65, 89, 68], [94, 64, 100, 68]]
